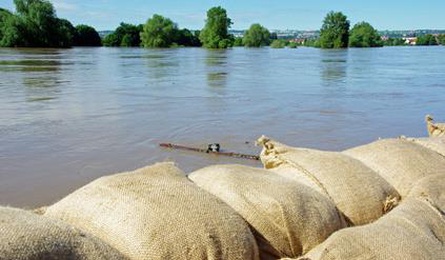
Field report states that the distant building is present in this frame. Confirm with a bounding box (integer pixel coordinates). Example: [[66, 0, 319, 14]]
[[403, 37, 417, 45]]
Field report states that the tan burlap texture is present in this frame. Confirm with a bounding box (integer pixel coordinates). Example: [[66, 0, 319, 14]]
[[344, 138, 445, 197], [408, 173, 445, 213], [298, 198, 445, 260], [0, 206, 126, 260], [256, 136, 400, 226], [188, 164, 347, 259], [404, 136, 445, 157], [44, 162, 259, 260]]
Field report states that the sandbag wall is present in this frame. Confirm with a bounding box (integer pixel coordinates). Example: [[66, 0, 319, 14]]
[[43, 162, 259, 260], [0, 136, 444, 260], [255, 136, 445, 260], [188, 164, 347, 259], [0, 206, 126, 260]]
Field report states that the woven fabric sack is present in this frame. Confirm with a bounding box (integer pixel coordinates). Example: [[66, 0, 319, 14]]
[[0, 206, 125, 260], [408, 173, 445, 212], [403, 136, 445, 157], [343, 138, 445, 197], [299, 198, 445, 260], [188, 164, 347, 259], [45, 162, 259, 260], [256, 136, 400, 225]]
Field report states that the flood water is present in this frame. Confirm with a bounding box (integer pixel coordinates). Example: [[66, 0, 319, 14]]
[[1, 46, 444, 208]]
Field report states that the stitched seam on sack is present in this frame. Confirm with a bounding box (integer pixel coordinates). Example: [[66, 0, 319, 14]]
[[279, 155, 334, 202]]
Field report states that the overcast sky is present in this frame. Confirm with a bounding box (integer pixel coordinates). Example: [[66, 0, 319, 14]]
[[1, 0, 444, 31]]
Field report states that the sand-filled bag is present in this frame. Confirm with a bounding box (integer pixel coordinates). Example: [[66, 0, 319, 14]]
[[343, 138, 445, 197], [188, 164, 347, 259], [256, 136, 400, 225], [408, 173, 445, 212], [0, 206, 125, 260], [404, 136, 445, 157], [45, 162, 259, 260], [299, 198, 445, 260]]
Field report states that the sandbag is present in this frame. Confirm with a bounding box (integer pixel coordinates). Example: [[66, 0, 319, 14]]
[[408, 173, 445, 212], [404, 136, 445, 157], [256, 136, 400, 225], [188, 164, 347, 259], [344, 138, 445, 197], [299, 199, 445, 260], [45, 162, 259, 260], [0, 206, 125, 260]]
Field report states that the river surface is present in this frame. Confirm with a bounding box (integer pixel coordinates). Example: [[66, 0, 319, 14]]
[[1, 46, 444, 208]]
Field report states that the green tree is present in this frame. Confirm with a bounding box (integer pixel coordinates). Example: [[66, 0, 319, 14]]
[[55, 18, 76, 47], [102, 22, 142, 47], [287, 41, 298, 48], [438, 34, 445, 45], [382, 37, 406, 46], [140, 14, 178, 48], [102, 33, 120, 46], [73, 24, 101, 46], [1, 0, 72, 47], [349, 22, 383, 47], [0, 14, 24, 46], [233, 37, 243, 46], [16, 0, 59, 46], [319, 11, 350, 49], [0, 8, 13, 42], [175, 28, 201, 47], [416, 34, 438, 46], [303, 38, 321, 48], [270, 39, 287, 48], [116, 23, 142, 47], [199, 6, 233, 49], [242, 23, 270, 47]]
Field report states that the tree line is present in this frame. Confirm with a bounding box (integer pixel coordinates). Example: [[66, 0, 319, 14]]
[[316, 11, 445, 48], [0, 0, 101, 47], [1, 1, 444, 49]]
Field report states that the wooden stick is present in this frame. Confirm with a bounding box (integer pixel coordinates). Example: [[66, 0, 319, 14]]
[[159, 143, 260, 160]]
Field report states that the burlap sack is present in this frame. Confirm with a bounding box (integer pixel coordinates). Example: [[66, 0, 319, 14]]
[[45, 162, 259, 260], [256, 136, 400, 226], [299, 198, 445, 260], [0, 206, 125, 260], [344, 138, 445, 197], [408, 173, 445, 212], [404, 136, 445, 157], [188, 164, 347, 259]]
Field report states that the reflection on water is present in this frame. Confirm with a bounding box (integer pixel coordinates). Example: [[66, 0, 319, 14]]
[[1, 46, 445, 208], [0, 49, 64, 102], [206, 50, 229, 88], [143, 49, 181, 80], [320, 49, 348, 82]]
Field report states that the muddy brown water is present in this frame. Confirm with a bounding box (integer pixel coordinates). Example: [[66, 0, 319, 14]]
[[1, 46, 444, 208]]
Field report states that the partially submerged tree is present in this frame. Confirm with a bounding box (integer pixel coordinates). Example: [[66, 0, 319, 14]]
[[175, 28, 201, 47], [270, 39, 287, 48], [55, 18, 76, 47], [319, 11, 350, 49], [140, 14, 178, 48], [349, 22, 383, 47], [438, 34, 445, 45], [416, 34, 438, 46], [103, 23, 142, 47], [243, 23, 270, 47], [1, 0, 74, 47], [73, 24, 102, 46], [199, 6, 233, 48]]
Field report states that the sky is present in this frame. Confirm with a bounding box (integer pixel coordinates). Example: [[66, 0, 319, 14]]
[[1, 0, 445, 31]]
